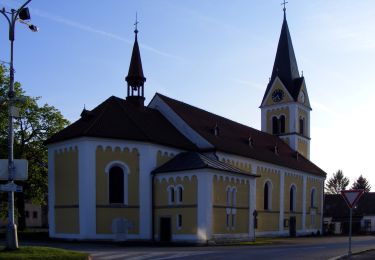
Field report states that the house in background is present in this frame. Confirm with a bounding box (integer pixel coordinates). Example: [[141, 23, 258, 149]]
[[324, 193, 375, 235], [46, 10, 326, 242]]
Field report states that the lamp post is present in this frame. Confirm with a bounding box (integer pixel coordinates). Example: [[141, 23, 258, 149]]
[[0, 0, 37, 250]]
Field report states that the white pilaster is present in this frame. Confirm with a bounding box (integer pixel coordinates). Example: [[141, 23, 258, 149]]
[[279, 171, 285, 232], [138, 146, 157, 239], [78, 141, 96, 238], [261, 109, 267, 132], [249, 178, 256, 240], [290, 103, 297, 133], [320, 180, 324, 233], [302, 175, 307, 231], [197, 173, 213, 241], [48, 148, 55, 237]]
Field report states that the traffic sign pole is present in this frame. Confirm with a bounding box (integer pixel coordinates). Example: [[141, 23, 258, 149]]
[[349, 207, 352, 257], [341, 189, 364, 258]]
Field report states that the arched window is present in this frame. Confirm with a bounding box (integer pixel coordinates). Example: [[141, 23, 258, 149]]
[[311, 188, 316, 208], [226, 187, 231, 206], [232, 188, 237, 206], [290, 185, 296, 212], [299, 117, 304, 135], [109, 166, 124, 204], [177, 186, 183, 203], [272, 116, 279, 134], [280, 115, 286, 133], [167, 186, 175, 204], [264, 181, 272, 210]]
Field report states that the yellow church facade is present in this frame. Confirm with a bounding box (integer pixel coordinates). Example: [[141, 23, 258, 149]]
[[47, 11, 326, 242]]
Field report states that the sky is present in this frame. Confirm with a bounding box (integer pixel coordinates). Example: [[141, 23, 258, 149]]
[[0, 0, 374, 190]]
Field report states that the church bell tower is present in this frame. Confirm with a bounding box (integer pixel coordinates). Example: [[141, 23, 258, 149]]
[[260, 8, 312, 159], [126, 18, 146, 107]]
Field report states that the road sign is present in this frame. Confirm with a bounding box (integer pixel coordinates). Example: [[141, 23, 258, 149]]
[[0, 159, 28, 180], [0, 183, 23, 192], [341, 189, 364, 208], [341, 189, 364, 257]]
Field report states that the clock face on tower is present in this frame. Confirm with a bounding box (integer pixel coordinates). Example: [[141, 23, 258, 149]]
[[271, 89, 284, 102]]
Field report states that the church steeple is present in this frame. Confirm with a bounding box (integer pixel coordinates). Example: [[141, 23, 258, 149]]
[[260, 7, 312, 159], [126, 15, 146, 107], [270, 12, 300, 89]]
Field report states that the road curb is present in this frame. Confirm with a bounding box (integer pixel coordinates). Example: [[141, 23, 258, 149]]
[[328, 248, 375, 260]]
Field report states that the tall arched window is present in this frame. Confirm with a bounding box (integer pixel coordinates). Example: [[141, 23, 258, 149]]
[[311, 188, 316, 208], [290, 185, 296, 212], [272, 116, 279, 134], [280, 115, 286, 133], [109, 166, 124, 204], [177, 186, 183, 203], [299, 117, 304, 135], [226, 187, 231, 206], [264, 181, 272, 210], [168, 186, 175, 204], [232, 188, 237, 206]]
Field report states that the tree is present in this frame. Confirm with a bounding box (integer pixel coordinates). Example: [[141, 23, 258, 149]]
[[0, 64, 69, 230], [351, 175, 371, 192], [325, 170, 350, 194]]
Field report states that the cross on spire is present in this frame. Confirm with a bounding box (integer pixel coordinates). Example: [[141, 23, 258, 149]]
[[281, 0, 288, 13], [134, 12, 139, 34]]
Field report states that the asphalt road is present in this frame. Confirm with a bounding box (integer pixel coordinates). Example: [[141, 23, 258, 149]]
[[22, 235, 375, 260]]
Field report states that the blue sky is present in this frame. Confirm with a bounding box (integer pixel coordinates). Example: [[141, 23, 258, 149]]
[[1, 0, 374, 190]]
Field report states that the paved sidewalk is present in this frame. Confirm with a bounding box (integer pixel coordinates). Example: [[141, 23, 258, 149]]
[[335, 249, 375, 259]]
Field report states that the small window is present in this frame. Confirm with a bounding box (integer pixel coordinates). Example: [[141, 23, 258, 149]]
[[25, 211, 29, 218], [272, 116, 279, 134], [290, 185, 296, 212], [177, 186, 183, 203], [299, 118, 305, 135], [177, 214, 182, 229], [33, 211, 38, 219], [109, 166, 124, 204], [231, 213, 236, 229], [226, 214, 230, 228], [280, 115, 286, 133]]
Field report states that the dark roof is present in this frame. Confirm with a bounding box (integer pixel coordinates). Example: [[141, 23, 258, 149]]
[[125, 33, 146, 87], [324, 193, 375, 220], [262, 14, 304, 104], [153, 152, 257, 177], [156, 93, 326, 177], [45, 96, 197, 151]]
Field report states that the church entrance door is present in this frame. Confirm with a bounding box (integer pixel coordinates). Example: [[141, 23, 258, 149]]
[[289, 216, 296, 237], [160, 217, 172, 241]]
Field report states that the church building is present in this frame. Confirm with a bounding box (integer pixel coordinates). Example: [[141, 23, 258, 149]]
[[46, 10, 326, 242]]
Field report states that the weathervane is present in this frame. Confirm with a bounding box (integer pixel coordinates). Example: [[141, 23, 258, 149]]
[[134, 12, 139, 34], [281, 0, 288, 13]]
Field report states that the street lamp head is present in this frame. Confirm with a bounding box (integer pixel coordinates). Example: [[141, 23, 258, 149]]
[[18, 7, 30, 20], [28, 24, 38, 32]]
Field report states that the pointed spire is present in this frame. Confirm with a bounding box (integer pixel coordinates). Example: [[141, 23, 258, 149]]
[[126, 13, 146, 106], [270, 11, 299, 87], [126, 14, 146, 88]]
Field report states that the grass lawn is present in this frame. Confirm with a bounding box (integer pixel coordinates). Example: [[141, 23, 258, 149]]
[[0, 246, 89, 260]]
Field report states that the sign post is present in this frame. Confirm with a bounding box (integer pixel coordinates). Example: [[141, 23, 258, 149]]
[[341, 189, 364, 257]]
